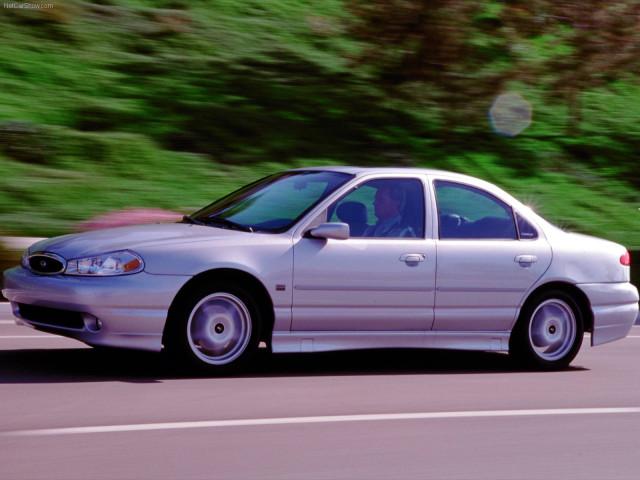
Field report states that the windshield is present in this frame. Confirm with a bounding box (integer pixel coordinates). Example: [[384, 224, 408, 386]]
[[191, 171, 353, 232]]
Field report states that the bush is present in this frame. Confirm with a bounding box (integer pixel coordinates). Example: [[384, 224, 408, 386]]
[[0, 121, 52, 164]]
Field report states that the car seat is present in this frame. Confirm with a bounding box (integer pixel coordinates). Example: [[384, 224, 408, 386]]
[[337, 201, 368, 237]]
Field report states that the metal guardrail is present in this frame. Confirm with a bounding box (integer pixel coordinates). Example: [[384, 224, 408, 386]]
[[0, 237, 46, 251]]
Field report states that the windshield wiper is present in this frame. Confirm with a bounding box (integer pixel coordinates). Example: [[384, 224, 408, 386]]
[[204, 215, 253, 233], [182, 215, 205, 225]]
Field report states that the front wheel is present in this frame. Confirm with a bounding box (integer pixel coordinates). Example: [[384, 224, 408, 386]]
[[164, 284, 262, 374], [510, 290, 584, 370]]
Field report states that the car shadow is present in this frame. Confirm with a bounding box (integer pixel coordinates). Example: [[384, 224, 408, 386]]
[[0, 346, 587, 384]]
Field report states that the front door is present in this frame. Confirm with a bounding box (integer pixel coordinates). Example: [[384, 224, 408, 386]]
[[291, 177, 436, 331]]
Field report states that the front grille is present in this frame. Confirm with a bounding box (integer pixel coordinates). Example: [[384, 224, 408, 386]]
[[17, 303, 84, 330], [27, 253, 66, 275]]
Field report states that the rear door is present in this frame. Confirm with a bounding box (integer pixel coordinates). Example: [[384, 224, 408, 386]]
[[432, 179, 552, 331]]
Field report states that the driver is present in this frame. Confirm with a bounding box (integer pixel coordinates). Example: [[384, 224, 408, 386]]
[[363, 184, 415, 238]]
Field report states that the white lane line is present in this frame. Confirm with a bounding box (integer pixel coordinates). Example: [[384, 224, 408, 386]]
[[4, 407, 640, 437], [0, 320, 16, 325]]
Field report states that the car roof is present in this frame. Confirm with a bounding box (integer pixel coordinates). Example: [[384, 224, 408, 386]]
[[286, 165, 482, 183], [286, 165, 529, 211]]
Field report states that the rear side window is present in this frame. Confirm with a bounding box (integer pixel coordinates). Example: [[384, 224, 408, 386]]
[[434, 181, 517, 240], [515, 212, 539, 240]]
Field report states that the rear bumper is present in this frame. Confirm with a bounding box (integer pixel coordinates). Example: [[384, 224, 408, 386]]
[[2, 266, 190, 351], [578, 282, 639, 346]]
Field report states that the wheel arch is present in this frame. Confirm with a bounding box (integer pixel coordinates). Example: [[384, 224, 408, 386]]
[[163, 268, 275, 347], [517, 281, 593, 333]]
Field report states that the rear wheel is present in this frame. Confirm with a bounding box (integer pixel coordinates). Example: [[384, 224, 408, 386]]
[[510, 290, 584, 370], [165, 283, 261, 374]]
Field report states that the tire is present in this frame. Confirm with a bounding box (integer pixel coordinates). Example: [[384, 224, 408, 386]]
[[164, 283, 262, 374], [509, 290, 584, 370]]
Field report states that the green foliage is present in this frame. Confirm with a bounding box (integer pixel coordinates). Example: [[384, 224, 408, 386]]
[[0, 120, 52, 164], [0, 0, 637, 247]]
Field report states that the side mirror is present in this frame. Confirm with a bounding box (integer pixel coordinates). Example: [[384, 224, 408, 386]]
[[309, 222, 350, 240]]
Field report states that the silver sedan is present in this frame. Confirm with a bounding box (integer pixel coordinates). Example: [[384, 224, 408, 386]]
[[3, 167, 638, 372]]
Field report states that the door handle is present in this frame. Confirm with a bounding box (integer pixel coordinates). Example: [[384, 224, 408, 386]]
[[400, 253, 426, 264], [515, 255, 537, 265]]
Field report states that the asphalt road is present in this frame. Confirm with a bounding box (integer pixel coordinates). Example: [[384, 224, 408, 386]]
[[1, 302, 640, 480]]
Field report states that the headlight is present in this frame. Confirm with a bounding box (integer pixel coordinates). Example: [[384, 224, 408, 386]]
[[65, 250, 144, 276]]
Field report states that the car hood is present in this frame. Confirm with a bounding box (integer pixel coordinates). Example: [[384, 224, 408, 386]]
[[27, 223, 253, 259]]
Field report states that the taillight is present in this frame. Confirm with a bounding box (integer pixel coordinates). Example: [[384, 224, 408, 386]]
[[620, 250, 631, 266]]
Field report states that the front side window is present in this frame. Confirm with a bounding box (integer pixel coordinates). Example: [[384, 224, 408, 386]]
[[435, 181, 517, 240], [328, 178, 425, 238], [192, 171, 353, 232]]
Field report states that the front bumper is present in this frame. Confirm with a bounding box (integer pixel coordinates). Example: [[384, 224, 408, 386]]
[[578, 282, 639, 346], [2, 266, 190, 351]]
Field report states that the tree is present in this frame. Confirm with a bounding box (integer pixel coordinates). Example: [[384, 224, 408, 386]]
[[347, 0, 640, 136]]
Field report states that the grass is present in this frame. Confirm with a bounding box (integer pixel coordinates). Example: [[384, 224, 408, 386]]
[[0, 0, 637, 250]]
